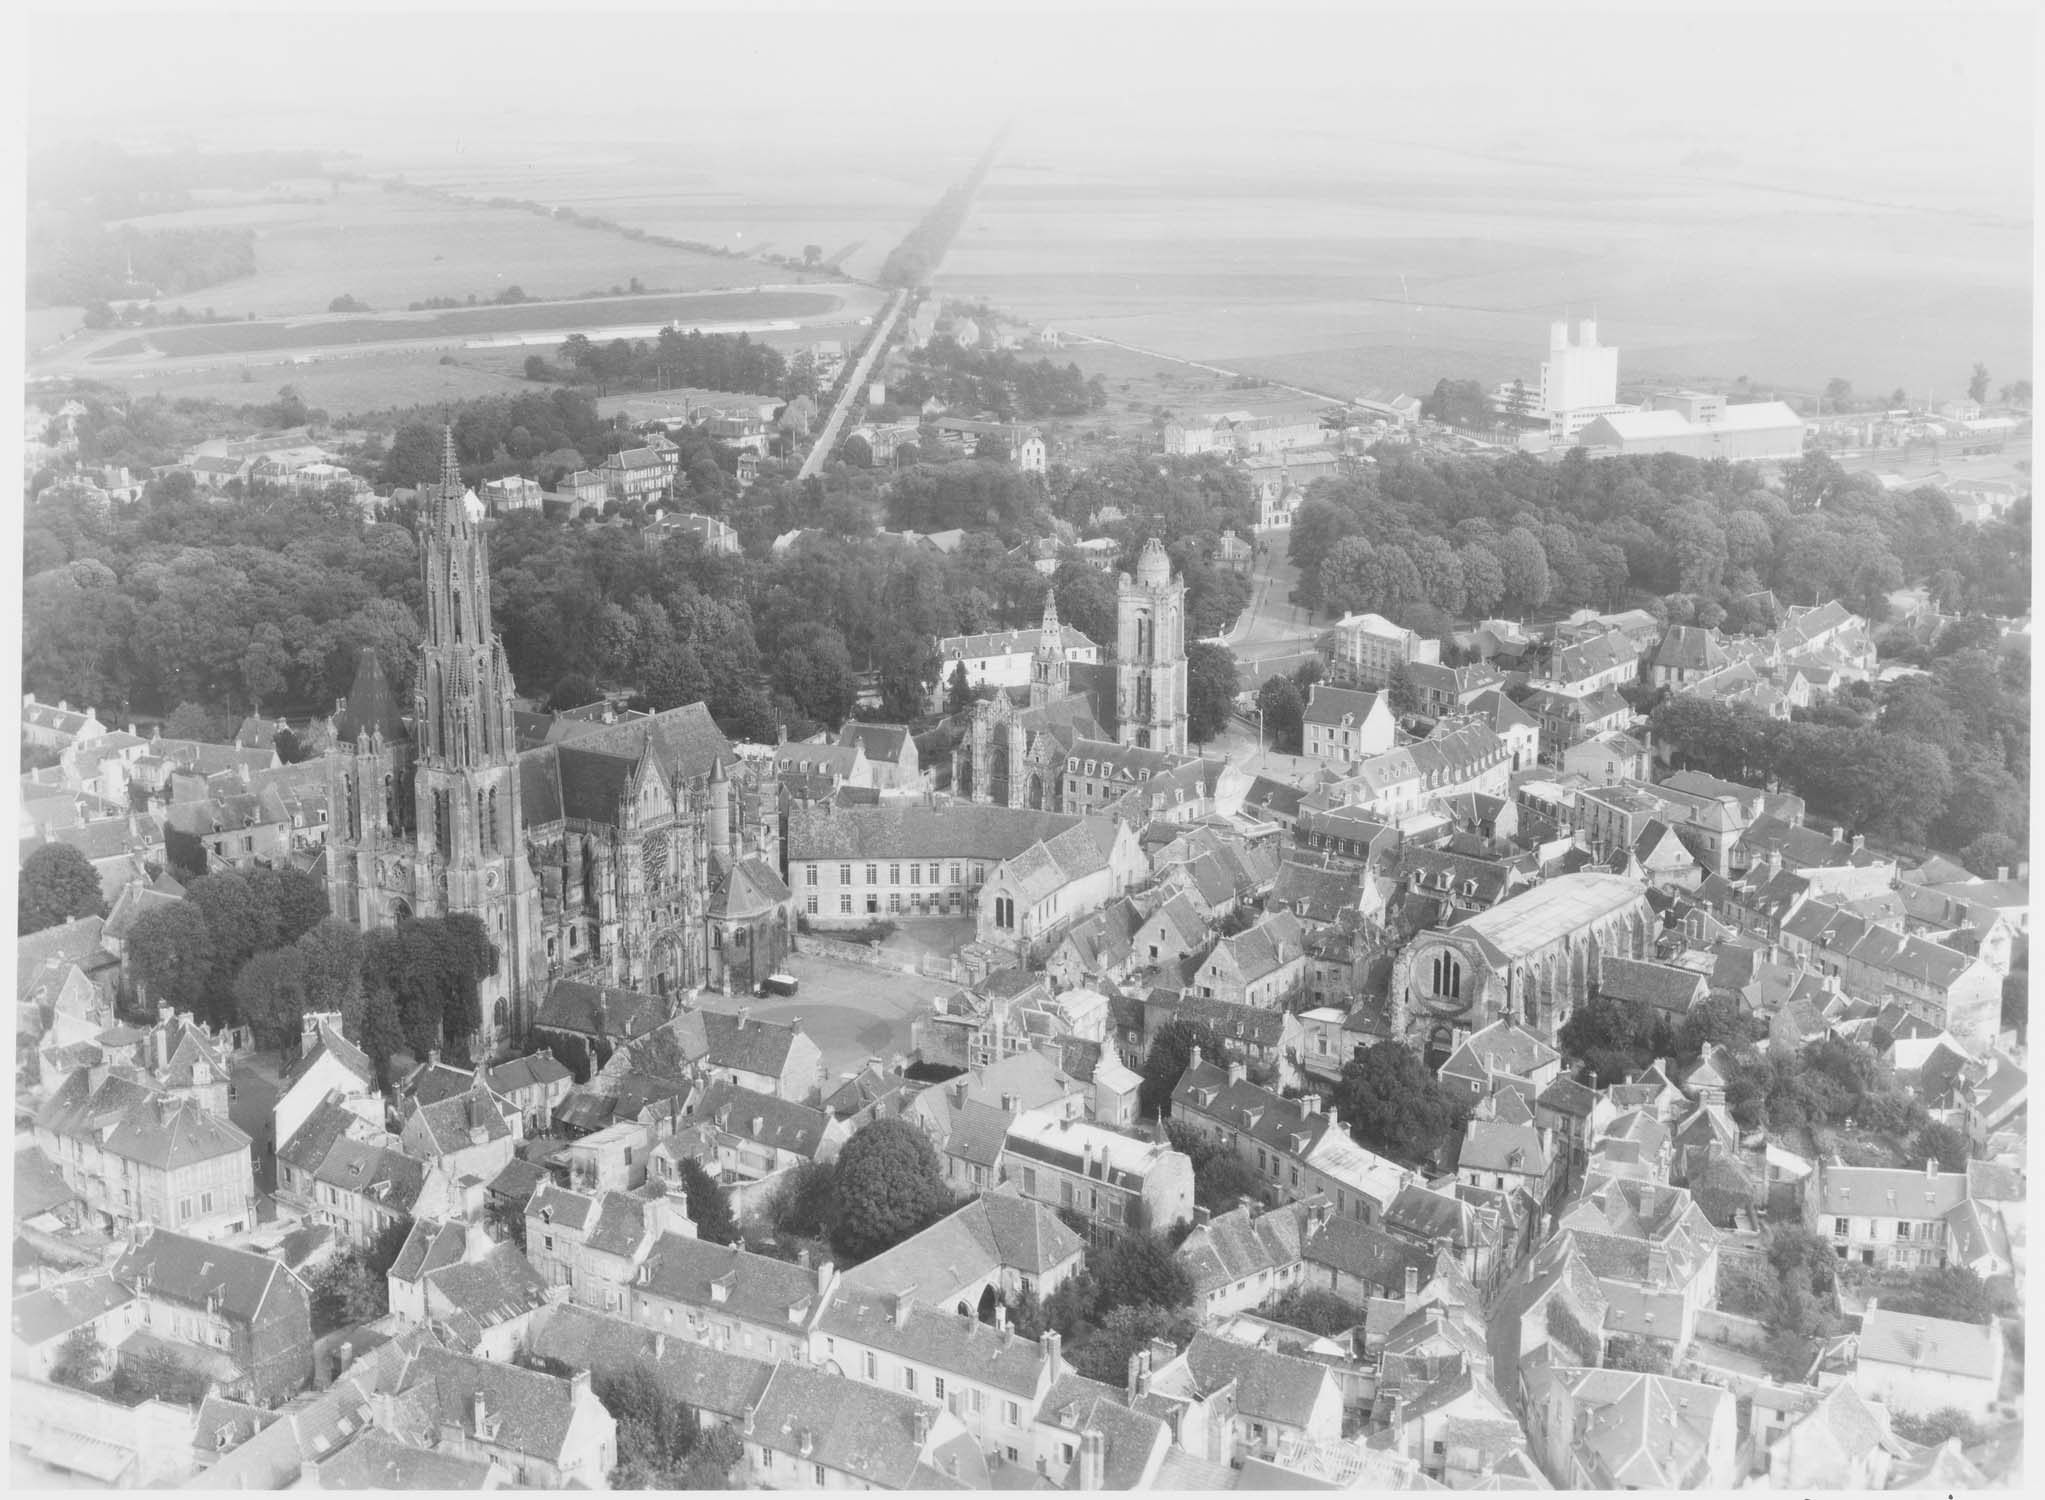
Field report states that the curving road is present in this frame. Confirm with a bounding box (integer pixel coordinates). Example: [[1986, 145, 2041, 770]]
[[798, 289, 908, 480]]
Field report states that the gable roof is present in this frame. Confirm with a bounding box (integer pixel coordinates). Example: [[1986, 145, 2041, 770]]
[[524, 1302, 774, 1421], [1179, 1330, 1335, 1427], [112, 1227, 293, 1323], [1858, 1308, 2000, 1379], [397, 1346, 583, 1463], [749, 1361, 950, 1487]]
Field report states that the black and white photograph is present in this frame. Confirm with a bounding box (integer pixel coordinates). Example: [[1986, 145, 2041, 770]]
[[7, 1, 2034, 1490]]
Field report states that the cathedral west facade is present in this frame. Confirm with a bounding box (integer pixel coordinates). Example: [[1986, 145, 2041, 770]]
[[325, 432, 792, 1061], [952, 538, 1193, 811]]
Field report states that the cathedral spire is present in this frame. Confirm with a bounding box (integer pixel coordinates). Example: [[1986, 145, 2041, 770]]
[[1039, 588, 1061, 639], [433, 423, 469, 529]]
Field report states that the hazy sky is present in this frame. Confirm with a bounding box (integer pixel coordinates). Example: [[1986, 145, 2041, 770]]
[[27, 3, 2037, 190]]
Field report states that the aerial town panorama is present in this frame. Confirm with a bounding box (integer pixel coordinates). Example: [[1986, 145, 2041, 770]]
[[11, 8, 2033, 1494]]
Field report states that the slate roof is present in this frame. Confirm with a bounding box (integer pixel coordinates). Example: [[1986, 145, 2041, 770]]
[[11, 1272, 134, 1345], [1440, 1019, 1558, 1085], [689, 1079, 832, 1158], [524, 1302, 774, 1421], [397, 1346, 583, 1463], [750, 1360, 947, 1487], [422, 1242, 551, 1346], [548, 701, 730, 785], [389, 1218, 468, 1286], [403, 1087, 512, 1156], [1816, 1164, 1968, 1219], [943, 1099, 1015, 1169], [1179, 1330, 1335, 1428], [112, 1227, 291, 1324], [819, 1284, 1048, 1396], [1303, 1214, 1432, 1289], [1557, 1369, 1731, 1488], [639, 1233, 823, 1327], [534, 977, 668, 1041], [1034, 1372, 1170, 1488], [1176, 1205, 1305, 1299], [696, 1009, 802, 1078], [193, 1394, 281, 1459], [1596, 957, 1706, 1015], [788, 802, 1079, 862], [1858, 1308, 2000, 1379], [279, 1023, 377, 1096], [310, 1136, 432, 1216], [14, 1146, 79, 1220], [95, 1091, 251, 1169], [312, 1430, 496, 1489]]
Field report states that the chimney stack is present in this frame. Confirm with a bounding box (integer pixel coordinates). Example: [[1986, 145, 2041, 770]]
[[1925, 1157, 1938, 1180], [1044, 1329, 1062, 1373], [1226, 1060, 1245, 1087], [471, 1391, 489, 1433], [817, 1259, 835, 1295], [913, 1406, 931, 1445], [1078, 1428, 1106, 1492], [1405, 1264, 1420, 1301]]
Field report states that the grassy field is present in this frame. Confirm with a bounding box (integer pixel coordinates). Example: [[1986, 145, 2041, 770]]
[[85, 287, 843, 361], [72, 345, 542, 419], [98, 180, 817, 320], [368, 139, 959, 286], [60, 303, 889, 424], [1049, 337, 1340, 441]]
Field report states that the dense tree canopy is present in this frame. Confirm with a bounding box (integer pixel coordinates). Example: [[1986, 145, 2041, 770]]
[[18, 843, 109, 935], [1333, 1041, 1468, 1166], [826, 1117, 956, 1263]]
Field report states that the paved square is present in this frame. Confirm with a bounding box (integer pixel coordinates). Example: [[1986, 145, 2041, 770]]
[[692, 952, 959, 1082]]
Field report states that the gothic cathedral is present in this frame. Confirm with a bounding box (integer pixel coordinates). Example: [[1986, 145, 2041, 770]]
[[326, 430, 540, 1052], [325, 430, 793, 1062]]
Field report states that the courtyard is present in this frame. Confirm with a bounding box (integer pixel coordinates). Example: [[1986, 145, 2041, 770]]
[[690, 949, 961, 1083]]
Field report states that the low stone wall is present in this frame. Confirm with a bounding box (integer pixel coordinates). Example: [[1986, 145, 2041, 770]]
[[796, 932, 917, 975], [1696, 1307, 1771, 1352]]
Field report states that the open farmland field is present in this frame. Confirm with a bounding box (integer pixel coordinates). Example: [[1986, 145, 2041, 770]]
[[1046, 337, 1340, 441], [64, 344, 544, 419], [80, 287, 845, 361], [99, 180, 816, 320], [367, 138, 964, 286], [940, 126, 2032, 401]]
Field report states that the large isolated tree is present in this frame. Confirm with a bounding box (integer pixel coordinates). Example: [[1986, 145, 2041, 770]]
[[1139, 1018, 1233, 1119], [19, 842, 108, 934], [1333, 1041, 1467, 1166], [676, 1156, 739, 1245], [827, 1117, 955, 1263]]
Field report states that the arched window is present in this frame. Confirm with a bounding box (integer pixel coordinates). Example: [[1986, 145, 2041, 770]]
[[493, 997, 508, 1029], [452, 589, 463, 642], [487, 787, 500, 853], [1430, 953, 1462, 999]]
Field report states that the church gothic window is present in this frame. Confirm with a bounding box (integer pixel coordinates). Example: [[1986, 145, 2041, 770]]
[[1431, 953, 1462, 1000]]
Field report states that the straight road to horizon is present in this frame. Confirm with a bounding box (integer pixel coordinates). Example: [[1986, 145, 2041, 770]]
[[798, 288, 906, 481]]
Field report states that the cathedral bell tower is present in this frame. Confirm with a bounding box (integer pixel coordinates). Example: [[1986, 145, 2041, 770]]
[[1030, 589, 1069, 708], [410, 427, 536, 1054], [1115, 537, 1188, 754]]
